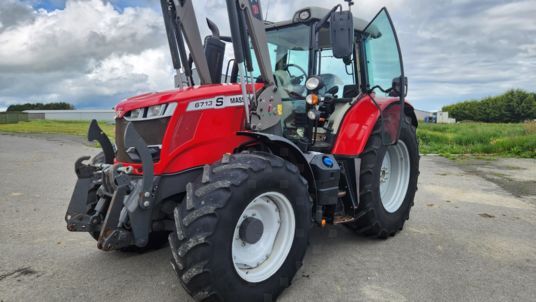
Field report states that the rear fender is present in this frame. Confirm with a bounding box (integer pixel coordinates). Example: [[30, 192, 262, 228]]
[[331, 95, 417, 157], [236, 131, 317, 202]]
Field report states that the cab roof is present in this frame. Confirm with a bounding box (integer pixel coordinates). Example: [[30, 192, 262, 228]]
[[265, 6, 371, 32]]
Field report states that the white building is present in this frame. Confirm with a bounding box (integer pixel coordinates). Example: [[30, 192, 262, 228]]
[[23, 110, 115, 121], [434, 111, 456, 124], [414, 109, 433, 121]]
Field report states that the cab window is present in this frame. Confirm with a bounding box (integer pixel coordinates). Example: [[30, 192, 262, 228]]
[[364, 10, 402, 96], [249, 24, 311, 100], [318, 48, 355, 97]]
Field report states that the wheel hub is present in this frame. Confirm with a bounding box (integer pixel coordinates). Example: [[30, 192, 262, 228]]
[[239, 217, 264, 244], [380, 167, 390, 183], [231, 192, 295, 283]]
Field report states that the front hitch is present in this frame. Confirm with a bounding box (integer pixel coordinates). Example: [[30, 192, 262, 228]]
[[65, 120, 160, 250], [65, 120, 115, 231], [98, 122, 159, 249], [88, 119, 114, 164]]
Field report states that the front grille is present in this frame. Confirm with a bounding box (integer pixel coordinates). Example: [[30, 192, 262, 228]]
[[115, 117, 170, 163]]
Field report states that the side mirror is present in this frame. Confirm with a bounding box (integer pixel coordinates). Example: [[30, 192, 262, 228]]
[[330, 11, 354, 59], [390, 76, 408, 97]]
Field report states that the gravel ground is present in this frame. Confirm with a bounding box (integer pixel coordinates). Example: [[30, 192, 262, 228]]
[[0, 133, 535, 302]]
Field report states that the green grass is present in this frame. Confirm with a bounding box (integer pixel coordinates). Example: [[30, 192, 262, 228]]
[[1, 120, 535, 159], [417, 122, 536, 158], [0, 120, 115, 141]]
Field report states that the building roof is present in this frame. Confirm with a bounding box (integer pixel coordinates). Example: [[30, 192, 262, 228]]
[[23, 110, 114, 113]]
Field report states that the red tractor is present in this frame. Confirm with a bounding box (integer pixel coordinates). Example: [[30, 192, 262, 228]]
[[65, 0, 419, 300]]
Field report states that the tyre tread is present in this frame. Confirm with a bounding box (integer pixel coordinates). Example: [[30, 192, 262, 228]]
[[349, 116, 420, 238], [169, 151, 308, 301]]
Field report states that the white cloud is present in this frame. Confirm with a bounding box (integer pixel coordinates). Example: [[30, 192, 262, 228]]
[[0, 0, 170, 107], [0, 0, 535, 111]]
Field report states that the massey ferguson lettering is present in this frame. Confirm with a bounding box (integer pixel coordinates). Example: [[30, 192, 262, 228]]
[[187, 95, 250, 111]]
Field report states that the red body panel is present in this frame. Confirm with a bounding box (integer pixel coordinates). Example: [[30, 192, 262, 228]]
[[115, 84, 260, 117], [116, 86, 411, 174], [116, 84, 260, 175], [331, 95, 408, 156]]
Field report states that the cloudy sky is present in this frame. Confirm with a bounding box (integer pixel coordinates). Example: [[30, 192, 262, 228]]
[[0, 0, 535, 111]]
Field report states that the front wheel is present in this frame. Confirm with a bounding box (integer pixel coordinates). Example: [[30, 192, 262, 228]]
[[347, 116, 420, 238], [169, 152, 311, 301]]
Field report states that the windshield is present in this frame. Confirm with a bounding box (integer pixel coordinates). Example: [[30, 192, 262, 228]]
[[250, 24, 311, 100]]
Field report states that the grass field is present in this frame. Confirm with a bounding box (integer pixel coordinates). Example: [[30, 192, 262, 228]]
[[418, 122, 536, 158], [1, 120, 534, 159], [0, 120, 115, 140]]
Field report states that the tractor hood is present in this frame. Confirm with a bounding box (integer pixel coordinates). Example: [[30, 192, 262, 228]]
[[115, 83, 261, 118]]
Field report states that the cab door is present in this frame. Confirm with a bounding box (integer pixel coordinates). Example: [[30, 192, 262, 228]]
[[363, 8, 406, 144]]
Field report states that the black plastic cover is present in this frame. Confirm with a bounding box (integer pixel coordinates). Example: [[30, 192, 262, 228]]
[[204, 36, 226, 84], [309, 154, 341, 205]]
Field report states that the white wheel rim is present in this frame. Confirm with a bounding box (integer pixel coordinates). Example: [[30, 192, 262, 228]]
[[379, 141, 411, 213], [232, 192, 295, 283]]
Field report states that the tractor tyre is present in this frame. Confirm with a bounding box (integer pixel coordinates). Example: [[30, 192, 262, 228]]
[[348, 116, 420, 238], [87, 151, 168, 252], [169, 152, 311, 301]]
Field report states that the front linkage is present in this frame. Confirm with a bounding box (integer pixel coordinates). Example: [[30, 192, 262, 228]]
[[65, 120, 159, 251]]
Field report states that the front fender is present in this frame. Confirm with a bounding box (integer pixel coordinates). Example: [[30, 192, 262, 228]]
[[237, 131, 317, 202]]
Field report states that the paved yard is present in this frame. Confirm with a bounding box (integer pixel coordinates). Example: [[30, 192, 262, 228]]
[[0, 133, 535, 302]]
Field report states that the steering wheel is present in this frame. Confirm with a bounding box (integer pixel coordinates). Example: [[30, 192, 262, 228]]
[[284, 64, 308, 85], [283, 64, 308, 98]]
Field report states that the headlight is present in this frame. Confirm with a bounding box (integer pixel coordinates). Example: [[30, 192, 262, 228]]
[[146, 105, 165, 118], [125, 102, 177, 121], [307, 109, 319, 120], [129, 108, 144, 119], [305, 76, 323, 91], [306, 94, 319, 105], [299, 10, 310, 21], [163, 102, 177, 116]]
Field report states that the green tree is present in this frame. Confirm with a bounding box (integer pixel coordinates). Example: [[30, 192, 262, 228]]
[[6, 102, 75, 112], [442, 89, 536, 122]]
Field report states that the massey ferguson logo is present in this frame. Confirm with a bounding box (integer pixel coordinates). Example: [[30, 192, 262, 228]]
[[187, 95, 252, 111]]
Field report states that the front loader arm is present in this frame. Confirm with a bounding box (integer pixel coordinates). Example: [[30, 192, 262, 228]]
[[162, 0, 283, 131], [166, 0, 212, 85], [237, 0, 275, 87], [227, 0, 283, 132]]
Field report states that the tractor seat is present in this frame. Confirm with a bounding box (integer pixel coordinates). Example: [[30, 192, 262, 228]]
[[343, 84, 359, 98]]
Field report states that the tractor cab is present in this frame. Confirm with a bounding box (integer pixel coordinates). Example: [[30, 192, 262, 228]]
[[219, 6, 407, 152]]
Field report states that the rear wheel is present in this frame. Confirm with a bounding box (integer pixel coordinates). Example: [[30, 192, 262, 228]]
[[348, 116, 420, 238], [169, 152, 311, 301]]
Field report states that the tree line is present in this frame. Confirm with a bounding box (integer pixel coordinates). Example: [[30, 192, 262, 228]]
[[442, 89, 536, 123], [7, 102, 75, 112]]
